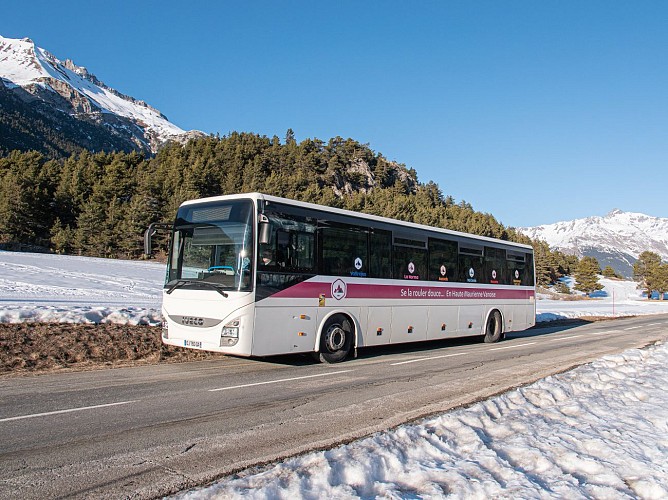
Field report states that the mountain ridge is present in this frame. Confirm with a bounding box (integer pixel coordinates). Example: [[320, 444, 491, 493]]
[[0, 35, 202, 156], [519, 210, 668, 277]]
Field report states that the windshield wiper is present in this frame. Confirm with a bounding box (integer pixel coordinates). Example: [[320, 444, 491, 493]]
[[166, 280, 229, 297]]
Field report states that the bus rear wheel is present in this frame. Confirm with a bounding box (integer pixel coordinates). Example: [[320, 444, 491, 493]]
[[319, 315, 353, 363], [484, 310, 503, 343]]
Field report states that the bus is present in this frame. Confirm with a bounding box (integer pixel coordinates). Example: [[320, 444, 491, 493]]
[[147, 192, 535, 363]]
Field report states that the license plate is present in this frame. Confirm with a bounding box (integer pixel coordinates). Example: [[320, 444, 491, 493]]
[[184, 340, 202, 348]]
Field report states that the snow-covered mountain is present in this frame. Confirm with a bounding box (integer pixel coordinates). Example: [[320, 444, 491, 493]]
[[519, 209, 668, 277], [0, 35, 202, 155]]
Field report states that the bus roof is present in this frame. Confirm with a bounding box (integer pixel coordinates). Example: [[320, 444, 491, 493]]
[[180, 192, 533, 251]]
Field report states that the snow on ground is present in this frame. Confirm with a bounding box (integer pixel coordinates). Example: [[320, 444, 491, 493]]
[[2, 251, 667, 325], [0, 251, 164, 325], [178, 343, 668, 499], [536, 276, 668, 322], [2, 251, 668, 498]]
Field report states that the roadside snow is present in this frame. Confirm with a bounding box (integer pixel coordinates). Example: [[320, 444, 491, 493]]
[[178, 342, 668, 499], [2, 251, 668, 498]]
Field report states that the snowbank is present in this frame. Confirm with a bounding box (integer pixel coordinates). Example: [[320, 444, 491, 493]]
[[178, 342, 668, 499]]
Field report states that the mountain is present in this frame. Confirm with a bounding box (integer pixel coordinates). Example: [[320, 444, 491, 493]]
[[519, 209, 668, 278], [0, 35, 202, 157]]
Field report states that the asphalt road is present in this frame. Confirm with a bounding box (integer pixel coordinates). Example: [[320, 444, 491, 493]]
[[1, 314, 668, 499]]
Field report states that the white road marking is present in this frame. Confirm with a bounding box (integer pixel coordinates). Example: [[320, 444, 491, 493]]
[[624, 326, 643, 331], [647, 323, 661, 327], [208, 370, 353, 392], [488, 342, 536, 351], [391, 352, 468, 366], [590, 330, 622, 335], [548, 335, 583, 342], [0, 400, 139, 423]]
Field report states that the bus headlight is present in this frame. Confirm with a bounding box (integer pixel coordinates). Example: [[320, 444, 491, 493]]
[[221, 318, 240, 337], [221, 318, 240, 346]]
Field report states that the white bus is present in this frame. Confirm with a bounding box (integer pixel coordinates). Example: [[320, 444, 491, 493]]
[[151, 192, 535, 363]]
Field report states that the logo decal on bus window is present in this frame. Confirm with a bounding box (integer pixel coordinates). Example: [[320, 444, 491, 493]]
[[408, 262, 415, 274], [332, 279, 347, 300], [354, 257, 363, 270], [440, 265, 447, 276]]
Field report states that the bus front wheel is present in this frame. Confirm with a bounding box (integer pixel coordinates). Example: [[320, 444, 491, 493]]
[[319, 315, 353, 363], [484, 310, 503, 343]]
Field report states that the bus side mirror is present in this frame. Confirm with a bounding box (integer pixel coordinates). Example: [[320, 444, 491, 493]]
[[144, 222, 172, 258], [258, 215, 271, 245]]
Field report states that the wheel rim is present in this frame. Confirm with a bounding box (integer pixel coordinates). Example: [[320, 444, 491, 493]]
[[325, 325, 346, 351]]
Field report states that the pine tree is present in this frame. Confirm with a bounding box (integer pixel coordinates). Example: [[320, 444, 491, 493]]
[[0, 170, 32, 244], [633, 251, 662, 299], [574, 256, 603, 296], [532, 240, 555, 286], [656, 264, 668, 300], [50, 218, 75, 254], [602, 265, 621, 279]]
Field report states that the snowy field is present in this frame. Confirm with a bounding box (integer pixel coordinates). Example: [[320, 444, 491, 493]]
[[2, 251, 668, 499], [0, 251, 164, 325], [2, 250, 667, 325]]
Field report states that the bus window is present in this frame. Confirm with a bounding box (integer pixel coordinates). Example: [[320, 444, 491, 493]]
[[393, 235, 427, 281], [484, 246, 506, 284], [507, 251, 532, 286], [320, 225, 368, 277], [458, 245, 484, 283], [428, 238, 458, 282], [370, 229, 392, 278], [524, 252, 535, 286], [259, 211, 315, 273]]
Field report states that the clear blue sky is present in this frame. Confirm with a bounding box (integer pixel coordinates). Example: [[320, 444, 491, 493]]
[[3, 1, 667, 228]]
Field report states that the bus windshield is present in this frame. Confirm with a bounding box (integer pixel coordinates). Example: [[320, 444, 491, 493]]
[[166, 199, 254, 292]]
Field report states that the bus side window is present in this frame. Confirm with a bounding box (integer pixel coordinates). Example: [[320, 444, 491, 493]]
[[370, 229, 392, 279], [506, 251, 527, 286], [428, 238, 457, 282], [524, 252, 535, 285], [259, 208, 316, 273], [457, 245, 484, 283], [392, 236, 427, 281], [484, 246, 506, 284], [320, 225, 368, 277], [276, 230, 290, 268]]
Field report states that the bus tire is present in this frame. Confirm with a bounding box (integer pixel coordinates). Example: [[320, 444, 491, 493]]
[[483, 310, 503, 343], [319, 314, 353, 363]]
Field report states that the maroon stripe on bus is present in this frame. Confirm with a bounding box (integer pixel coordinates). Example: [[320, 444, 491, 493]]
[[272, 281, 534, 300]]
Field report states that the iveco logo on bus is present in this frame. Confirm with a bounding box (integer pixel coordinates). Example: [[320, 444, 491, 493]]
[[181, 316, 205, 326]]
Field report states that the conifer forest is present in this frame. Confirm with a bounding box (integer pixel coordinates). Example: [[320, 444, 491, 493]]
[[0, 132, 581, 286]]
